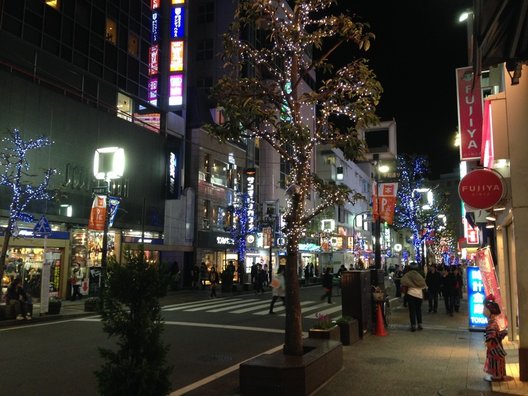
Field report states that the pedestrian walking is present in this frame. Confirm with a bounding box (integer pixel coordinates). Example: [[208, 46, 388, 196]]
[[199, 262, 208, 290], [425, 265, 442, 313], [401, 262, 427, 331], [441, 267, 456, 316], [209, 266, 220, 298], [254, 264, 266, 294], [320, 267, 333, 304], [393, 265, 403, 298], [483, 294, 507, 382], [453, 266, 464, 312], [269, 266, 286, 314]]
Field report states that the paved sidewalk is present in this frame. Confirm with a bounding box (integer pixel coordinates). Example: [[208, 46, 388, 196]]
[[315, 298, 528, 396]]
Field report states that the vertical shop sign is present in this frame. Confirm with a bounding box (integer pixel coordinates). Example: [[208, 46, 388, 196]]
[[170, 7, 185, 39], [246, 168, 256, 233], [466, 266, 487, 330], [476, 247, 508, 331], [456, 67, 483, 160]]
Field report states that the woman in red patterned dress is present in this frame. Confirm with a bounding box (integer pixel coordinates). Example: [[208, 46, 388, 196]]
[[483, 295, 507, 382]]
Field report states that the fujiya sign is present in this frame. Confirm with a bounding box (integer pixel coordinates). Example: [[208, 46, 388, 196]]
[[456, 67, 483, 161], [458, 169, 504, 209]]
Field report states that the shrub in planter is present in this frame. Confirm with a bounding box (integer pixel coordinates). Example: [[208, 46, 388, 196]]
[[47, 297, 62, 315], [335, 316, 358, 345], [84, 297, 100, 312]]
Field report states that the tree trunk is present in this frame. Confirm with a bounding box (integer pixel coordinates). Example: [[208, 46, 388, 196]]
[[283, 191, 304, 356]]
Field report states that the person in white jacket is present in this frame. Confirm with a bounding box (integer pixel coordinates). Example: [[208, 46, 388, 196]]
[[269, 266, 286, 314]]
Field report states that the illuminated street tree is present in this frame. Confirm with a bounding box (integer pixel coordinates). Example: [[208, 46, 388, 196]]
[[0, 128, 55, 298], [393, 154, 446, 264], [205, 0, 381, 356]]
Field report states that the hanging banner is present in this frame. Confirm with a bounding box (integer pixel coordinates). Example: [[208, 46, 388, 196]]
[[108, 196, 121, 228], [373, 182, 398, 225], [88, 195, 106, 231], [456, 67, 483, 161], [475, 247, 508, 331]]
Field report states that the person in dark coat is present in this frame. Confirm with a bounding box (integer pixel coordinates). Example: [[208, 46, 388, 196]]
[[441, 267, 456, 316], [209, 266, 220, 298], [320, 267, 334, 304], [425, 265, 442, 313], [453, 266, 464, 312], [254, 264, 266, 294], [393, 265, 403, 298]]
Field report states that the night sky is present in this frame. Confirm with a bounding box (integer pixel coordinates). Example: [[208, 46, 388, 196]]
[[333, 1, 474, 178]]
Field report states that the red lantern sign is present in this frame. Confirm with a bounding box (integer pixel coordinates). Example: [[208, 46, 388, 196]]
[[458, 169, 504, 209]]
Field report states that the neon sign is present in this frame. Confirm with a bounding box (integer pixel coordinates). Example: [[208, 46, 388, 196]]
[[149, 45, 159, 76], [168, 74, 183, 106], [467, 266, 487, 329], [152, 12, 159, 43], [148, 77, 158, 106], [170, 7, 185, 39], [170, 41, 184, 72]]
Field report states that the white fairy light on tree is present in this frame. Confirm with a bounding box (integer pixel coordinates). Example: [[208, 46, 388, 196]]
[[0, 128, 56, 299], [205, 0, 381, 356]]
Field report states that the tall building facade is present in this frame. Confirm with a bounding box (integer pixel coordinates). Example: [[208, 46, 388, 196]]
[[0, 0, 191, 300]]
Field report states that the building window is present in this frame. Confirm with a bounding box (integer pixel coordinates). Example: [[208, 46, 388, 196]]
[[280, 144, 293, 189], [200, 199, 210, 230], [117, 93, 132, 121], [198, 2, 214, 23], [46, 0, 59, 9], [128, 32, 139, 57], [211, 160, 227, 187], [105, 18, 117, 45], [199, 153, 211, 183], [196, 39, 213, 61]]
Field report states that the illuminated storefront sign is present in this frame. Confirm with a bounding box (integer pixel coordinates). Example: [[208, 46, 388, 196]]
[[168, 74, 183, 106], [148, 77, 158, 106], [456, 66, 483, 161], [152, 12, 159, 43], [149, 45, 159, 76], [151, 0, 160, 9], [168, 151, 177, 197], [246, 168, 256, 233], [170, 41, 184, 72], [170, 7, 185, 39], [467, 266, 487, 329], [172, 0, 185, 4]]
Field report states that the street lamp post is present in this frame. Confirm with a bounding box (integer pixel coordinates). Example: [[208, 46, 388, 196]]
[[372, 154, 390, 270], [93, 147, 125, 294]]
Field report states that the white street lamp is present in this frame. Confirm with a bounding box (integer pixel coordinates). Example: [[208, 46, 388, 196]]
[[93, 147, 125, 294]]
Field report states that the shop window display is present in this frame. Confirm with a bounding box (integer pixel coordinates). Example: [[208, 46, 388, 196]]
[[1, 247, 63, 302]]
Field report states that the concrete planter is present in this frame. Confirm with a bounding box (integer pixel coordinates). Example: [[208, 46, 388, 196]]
[[47, 300, 62, 315], [308, 325, 340, 341], [336, 319, 360, 346], [239, 338, 342, 396]]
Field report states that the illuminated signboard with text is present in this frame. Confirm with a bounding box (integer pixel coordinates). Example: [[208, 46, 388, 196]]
[[467, 266, 487, 330], [170, 7, 185, 39], [172, 0, 184, 3], [148, 77, 158, 106], [169, 74, 183, 106], [170, 41, 184, 71], [152, 12, 159, 43], [149, 45, 159, 75]]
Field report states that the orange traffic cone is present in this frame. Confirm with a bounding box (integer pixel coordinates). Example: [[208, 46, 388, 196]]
[[374, 303, 388, 336]]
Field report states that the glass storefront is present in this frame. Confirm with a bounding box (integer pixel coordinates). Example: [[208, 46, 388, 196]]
[[1, 247, 64, 302]]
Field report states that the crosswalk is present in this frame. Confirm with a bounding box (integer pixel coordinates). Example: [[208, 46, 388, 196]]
[[162, 297, 342, 319]]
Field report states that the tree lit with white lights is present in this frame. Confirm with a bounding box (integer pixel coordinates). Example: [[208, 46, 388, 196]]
[[0, 128, 55, 298], [206, 0, 381, 356], [393, 154, 446, 264]]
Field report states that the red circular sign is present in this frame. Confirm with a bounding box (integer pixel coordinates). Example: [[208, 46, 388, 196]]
[[458, 169, 504, 209]]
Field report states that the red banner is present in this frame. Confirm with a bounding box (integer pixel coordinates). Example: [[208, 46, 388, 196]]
[[476, 247, 508, 331], [373, 182, 398, 225], [456, 67, 483, 160], [87, 195, 106, 231]]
